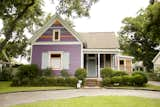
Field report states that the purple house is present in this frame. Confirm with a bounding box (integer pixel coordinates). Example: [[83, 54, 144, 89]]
[[30, 15, 133, 81]]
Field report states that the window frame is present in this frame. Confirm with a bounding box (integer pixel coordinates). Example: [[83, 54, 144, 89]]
[[48, 51, 63, 70], [53, 29, 60, 41]]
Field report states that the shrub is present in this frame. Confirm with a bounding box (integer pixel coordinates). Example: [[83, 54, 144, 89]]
[[0, 67, 13, 81], [132, 71, 148, 84], [111, 76, 123, 86], [132, 74, 146, 86], [122, 75, 133, 86], [65, 77, 78, 87], [41, 68, 52, 77], [100, 67, 113, 78], [16, 64, 39, 80], [75, 68, 87, 80], [102, 77, 112, 86], [112, 71, 128, 77], [61, 69, 70, 78]]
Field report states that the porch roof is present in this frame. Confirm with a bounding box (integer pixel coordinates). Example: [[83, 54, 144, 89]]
[[78, 32, 119, 49]]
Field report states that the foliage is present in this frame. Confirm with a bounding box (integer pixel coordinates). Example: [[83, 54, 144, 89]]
[[111, 76, 123, 86], [119, 3, 160, 71], [121, 75, 133, 86], [132, 74, 146, 86], [60, 69, 70, 78], [132, 71, 148, 84], [11, 76, 78, 87], [16, 64, 39, 80], [41, 68, 52, 77], [100, 67, 114, 78], [75, 68, 87, 80], [0, 67, 13, 81], [112, 71, 128, 77], [102, 77, 111, 86]]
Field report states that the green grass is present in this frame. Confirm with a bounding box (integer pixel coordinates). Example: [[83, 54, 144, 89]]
[[10, 96, 160, 107], [105, 84, 160, 91], [0, 81, 74, 94]]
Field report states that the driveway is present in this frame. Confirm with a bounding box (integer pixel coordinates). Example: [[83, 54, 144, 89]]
[[0, 89, 160, 107], [148, 81, 160, 86]]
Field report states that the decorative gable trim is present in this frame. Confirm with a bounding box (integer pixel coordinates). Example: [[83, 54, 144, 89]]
[[30, 14, 82, 44], [152, 52, 160, 63]]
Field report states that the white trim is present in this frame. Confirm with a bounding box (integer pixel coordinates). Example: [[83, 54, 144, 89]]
[[152, 52, 160, 63], [53, 29, 60, 41], [117, 55, 134, 59], [98, 53, 101, 78], [83, 48, 120, 54], [48, 51, 63, 70], [81, 44, 83, 68], [30, 45, 33, 64], [32, 42, 81, 45]]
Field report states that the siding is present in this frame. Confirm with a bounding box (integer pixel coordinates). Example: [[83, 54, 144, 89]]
[[31, 45, 81, 76], [36, 23, 78, 42]]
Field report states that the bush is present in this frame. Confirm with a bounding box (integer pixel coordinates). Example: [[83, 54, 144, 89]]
[[111, 76, 123, 86], [102, 77, 111, 86], [100, 67, 113, 78], [65, 77, 78, 87], [0, 67, 13, 81], [122, 75, 133, 86], [112, 71, 128, 77], [16, 64, 39, 80], [61, 69, 70, 78], [132, 74, 146, 86], [41, 68, 52, 77], [75, 68, 87, 80], [132, 71, 148, 84]]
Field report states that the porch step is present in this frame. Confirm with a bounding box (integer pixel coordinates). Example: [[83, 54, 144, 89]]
[[84, 79, 101, 87]]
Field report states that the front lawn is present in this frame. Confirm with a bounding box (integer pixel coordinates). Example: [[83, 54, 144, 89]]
[[10, 96, 160, 107], [105, 84, 160, 91], [0, 81, 74, 94]]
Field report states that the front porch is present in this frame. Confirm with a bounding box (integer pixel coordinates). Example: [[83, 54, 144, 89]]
[[83, 52, 118, 79]]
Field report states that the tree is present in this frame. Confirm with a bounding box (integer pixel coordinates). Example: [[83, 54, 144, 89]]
[[119, 3, 160, 71], [0, 0, 98, 61]]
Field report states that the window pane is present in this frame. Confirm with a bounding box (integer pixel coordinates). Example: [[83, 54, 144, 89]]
[[51, 58, 61, 69], [55, 31, 59, 40]]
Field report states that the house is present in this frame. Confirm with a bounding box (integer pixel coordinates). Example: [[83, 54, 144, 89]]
[[30, 15, 133, 80], [152, 51, 160, 72]]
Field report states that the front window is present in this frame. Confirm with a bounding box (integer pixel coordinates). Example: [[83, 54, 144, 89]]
[[50, 53, 61, 70]]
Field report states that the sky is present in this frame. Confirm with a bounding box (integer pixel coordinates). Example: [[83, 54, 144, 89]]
[[43, 0, 149, 32]]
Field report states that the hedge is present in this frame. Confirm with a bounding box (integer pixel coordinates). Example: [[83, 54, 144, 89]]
[[11, 77, 78, 87]]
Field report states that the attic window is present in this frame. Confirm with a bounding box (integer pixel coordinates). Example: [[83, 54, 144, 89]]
[[53, 30, 60, 41]]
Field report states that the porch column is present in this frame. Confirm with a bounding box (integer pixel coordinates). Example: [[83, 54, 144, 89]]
[[98, 53, 101, 78]]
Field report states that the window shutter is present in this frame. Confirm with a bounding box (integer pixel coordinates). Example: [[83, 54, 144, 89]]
[[62, 52, 70, 69], [41, 52, 49, 69]]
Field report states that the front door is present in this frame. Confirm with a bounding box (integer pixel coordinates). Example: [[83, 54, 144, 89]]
[[87, 54, 97, 77]]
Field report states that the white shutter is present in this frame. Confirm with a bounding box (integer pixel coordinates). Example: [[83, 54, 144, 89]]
[[62, 52, 70, 69], [41, 52, 49, 69]]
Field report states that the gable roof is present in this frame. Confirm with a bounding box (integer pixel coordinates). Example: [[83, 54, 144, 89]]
[[30, 14, 82, 44], [152, 51, 160, 63], [79, 32, 119, 49]]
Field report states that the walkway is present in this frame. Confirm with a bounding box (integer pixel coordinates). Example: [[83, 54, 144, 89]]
[[0, 89, 160, 107]]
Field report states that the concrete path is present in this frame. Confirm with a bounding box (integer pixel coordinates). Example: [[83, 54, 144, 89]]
[[0, 89, 160, 107], [148, 81, 160, 86]]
